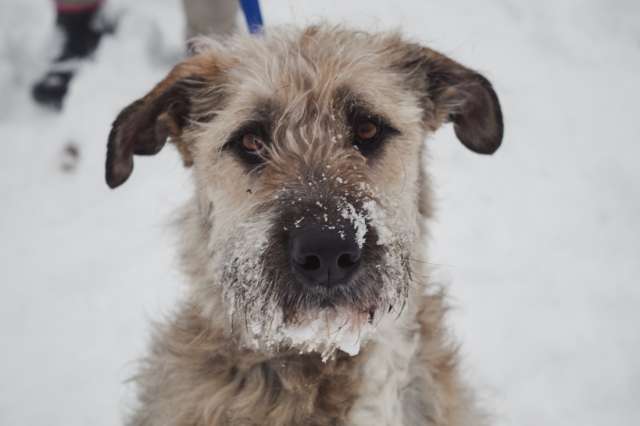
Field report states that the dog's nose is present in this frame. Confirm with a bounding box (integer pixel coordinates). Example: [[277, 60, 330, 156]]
[[289, 226, 362, 287]]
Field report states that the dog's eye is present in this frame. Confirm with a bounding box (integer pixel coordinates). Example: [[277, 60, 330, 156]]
[[235, 132, 266, 165], [355, 120, 379, 141], [241, 133, 265, 154], [352, 116, 388, 156], [225, 124, 269, 167]]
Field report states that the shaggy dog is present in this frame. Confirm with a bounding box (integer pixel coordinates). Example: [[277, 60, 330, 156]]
[[106, 25, 503, 426]]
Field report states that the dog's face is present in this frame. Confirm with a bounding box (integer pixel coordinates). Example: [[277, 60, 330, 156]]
[[106, 26, 502, 357]]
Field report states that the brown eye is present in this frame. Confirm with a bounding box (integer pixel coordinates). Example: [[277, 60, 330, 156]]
[[241, 133, 264, 153], [225, 124, 270, 166], [356, 120, 379, 141], [350, 111, 397, 157]]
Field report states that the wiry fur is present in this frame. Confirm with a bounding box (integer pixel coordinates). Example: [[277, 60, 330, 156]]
[[106, 25, 503, 426]]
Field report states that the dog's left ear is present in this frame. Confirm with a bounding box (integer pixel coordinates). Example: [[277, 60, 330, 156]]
[[106, 54, 221, 189], [395, 43, 504, 154]]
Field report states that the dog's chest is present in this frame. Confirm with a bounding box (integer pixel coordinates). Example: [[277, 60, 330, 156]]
[[347, 312, 421, 426]]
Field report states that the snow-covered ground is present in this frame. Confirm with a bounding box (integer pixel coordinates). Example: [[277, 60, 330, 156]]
[[1, 0, 639, 425]]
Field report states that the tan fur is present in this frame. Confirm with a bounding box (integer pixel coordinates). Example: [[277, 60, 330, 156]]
[[129, 302, 365, 426], [107, 25, 503, 426]]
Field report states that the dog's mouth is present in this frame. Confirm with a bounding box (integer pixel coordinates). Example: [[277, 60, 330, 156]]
[[224, 247, 406, 360], [278, 306, 379, 360]]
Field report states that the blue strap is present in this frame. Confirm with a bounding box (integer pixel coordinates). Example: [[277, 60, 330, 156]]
[[239, 0, 264, 34]]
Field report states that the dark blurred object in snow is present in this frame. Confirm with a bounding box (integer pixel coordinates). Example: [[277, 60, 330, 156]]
[[60, 141, 80, 172], [31, 2, 115, 110]]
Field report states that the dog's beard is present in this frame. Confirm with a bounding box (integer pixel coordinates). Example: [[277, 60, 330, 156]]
[[213, 202, 413, 360]]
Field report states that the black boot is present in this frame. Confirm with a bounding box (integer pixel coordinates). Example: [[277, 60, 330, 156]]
[[32, 5, 109, 109]]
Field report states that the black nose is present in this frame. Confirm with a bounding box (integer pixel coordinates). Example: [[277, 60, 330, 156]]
[[289, 226, 362, 287]]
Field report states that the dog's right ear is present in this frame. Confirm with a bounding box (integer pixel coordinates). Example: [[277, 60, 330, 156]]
[[106, 54, 221, 189]]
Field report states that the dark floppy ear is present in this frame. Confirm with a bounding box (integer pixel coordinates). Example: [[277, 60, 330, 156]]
[[105, 54, 220, 189], [397, 43, 503, 154]]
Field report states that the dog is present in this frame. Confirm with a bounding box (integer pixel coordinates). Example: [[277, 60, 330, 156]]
[[106, 25, 503, 426]]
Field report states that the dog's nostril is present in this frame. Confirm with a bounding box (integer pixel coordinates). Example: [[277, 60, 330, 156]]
[[337, 253, 359, 269], [299, 255, 321, 271]]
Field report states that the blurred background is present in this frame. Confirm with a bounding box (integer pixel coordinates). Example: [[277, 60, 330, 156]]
[[1, 0, 639, 425]]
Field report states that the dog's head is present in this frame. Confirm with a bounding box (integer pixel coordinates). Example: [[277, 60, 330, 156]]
[[106, 26, 502, 358]]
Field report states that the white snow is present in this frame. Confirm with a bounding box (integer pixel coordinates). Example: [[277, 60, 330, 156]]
[[1, 0, 640, 425], [279, 309, 375, 362], [340, 200, 368, 248]]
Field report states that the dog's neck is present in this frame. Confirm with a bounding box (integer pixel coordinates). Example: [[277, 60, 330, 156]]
[[163, 293, 422, 426], [158, 299, 365, 424]]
